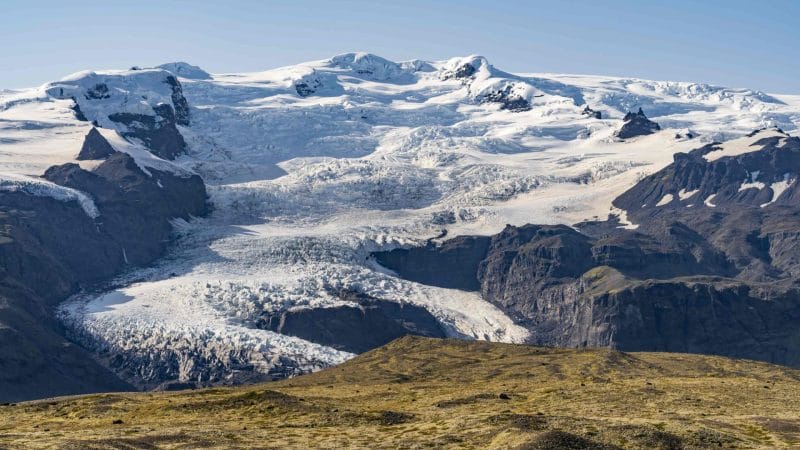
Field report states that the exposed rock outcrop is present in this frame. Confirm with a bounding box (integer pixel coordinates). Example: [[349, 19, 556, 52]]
[[258, 291, 446, 353], [582, 105, 602, 119], [44, 153, 207, 264], [0, 189, 140, 402], [481, 85, 532, 112], [295, 79, 322, 97], [441, 62, 477, 80], [615, 108, 660, 139], [76, 127, 116, 160], [615, 130, 799, 214], [374, 236, 491, 291], [108, 104, 187, 160]]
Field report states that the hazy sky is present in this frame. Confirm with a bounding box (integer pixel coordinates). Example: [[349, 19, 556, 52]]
[[2, 0, 798, 93]]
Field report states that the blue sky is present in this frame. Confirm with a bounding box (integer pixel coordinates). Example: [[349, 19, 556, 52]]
[[2, 0, 799, 93]]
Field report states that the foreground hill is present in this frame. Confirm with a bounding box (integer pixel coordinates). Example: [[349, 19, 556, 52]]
[[2, 336, 799, 449]]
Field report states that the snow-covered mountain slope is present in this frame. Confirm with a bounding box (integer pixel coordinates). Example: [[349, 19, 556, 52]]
[[2, 53, 799, 388]]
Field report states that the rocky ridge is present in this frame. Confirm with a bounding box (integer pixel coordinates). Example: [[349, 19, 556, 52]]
[[376, 128, 800, 367]]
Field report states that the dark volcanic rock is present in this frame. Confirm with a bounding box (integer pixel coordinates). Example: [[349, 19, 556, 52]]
[[0, 153, 208, 402], [481, 85, 532, 112], [374, 236, 491, 291], [294, 78, 323, 97], [259, 291, 446, 353], [76, 127, 116, 160], [70, 97, 88, 121], [478, 225, 594, 320], [295, 82, 315, 97], [45, 153, 207, 265], [85, 83, 110, 100], [578, 278, 800, 366], [454, 63, 476, 79], [0, 276, 134, 402], [164, 75, 190, 126], [109, 105, 187, 160], [441, 62, 477, 80], [582, 105, 602, 119], [0, 192, 133, 402], [615, 130, 799, 215], [615, 108, 661, 139]]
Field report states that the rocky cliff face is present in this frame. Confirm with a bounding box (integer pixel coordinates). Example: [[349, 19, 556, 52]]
[[258, 290, 446, 353], [44, 152, 207, 265], [0, 127, 208, 402], [375, 129, 800, 367], [374, 236, 491, 291], [0, 191, 135, 401], [108, 105, 188, 160]]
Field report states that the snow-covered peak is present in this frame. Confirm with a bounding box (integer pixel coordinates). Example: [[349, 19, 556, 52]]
[[435, 55, 547, 110], [624, 80, 784, 110], [439, 55, 493, 81], [56, 67, 162, 83], [157, 62, 212, 80], [44, 68, 189, 128], [325, 52, 409, 81], [398, 59, 436, 73]]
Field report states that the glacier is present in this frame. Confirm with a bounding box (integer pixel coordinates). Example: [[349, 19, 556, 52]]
[[1, 52, 799, 388]]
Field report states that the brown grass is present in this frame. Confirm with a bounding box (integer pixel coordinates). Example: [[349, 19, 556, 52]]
[[1, 336, 799, 449]]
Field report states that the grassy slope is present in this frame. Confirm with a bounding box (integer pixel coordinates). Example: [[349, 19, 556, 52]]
[[1, 336, 799, 449]]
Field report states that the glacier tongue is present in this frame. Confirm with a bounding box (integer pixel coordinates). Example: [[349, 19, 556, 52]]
[[3, 54, 799, 388]]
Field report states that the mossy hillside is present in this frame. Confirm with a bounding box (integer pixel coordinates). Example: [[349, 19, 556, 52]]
[[1, 336, 799, 449]]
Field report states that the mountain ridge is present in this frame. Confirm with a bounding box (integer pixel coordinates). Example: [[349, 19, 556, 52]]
[[1, 53, 799, 399]]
